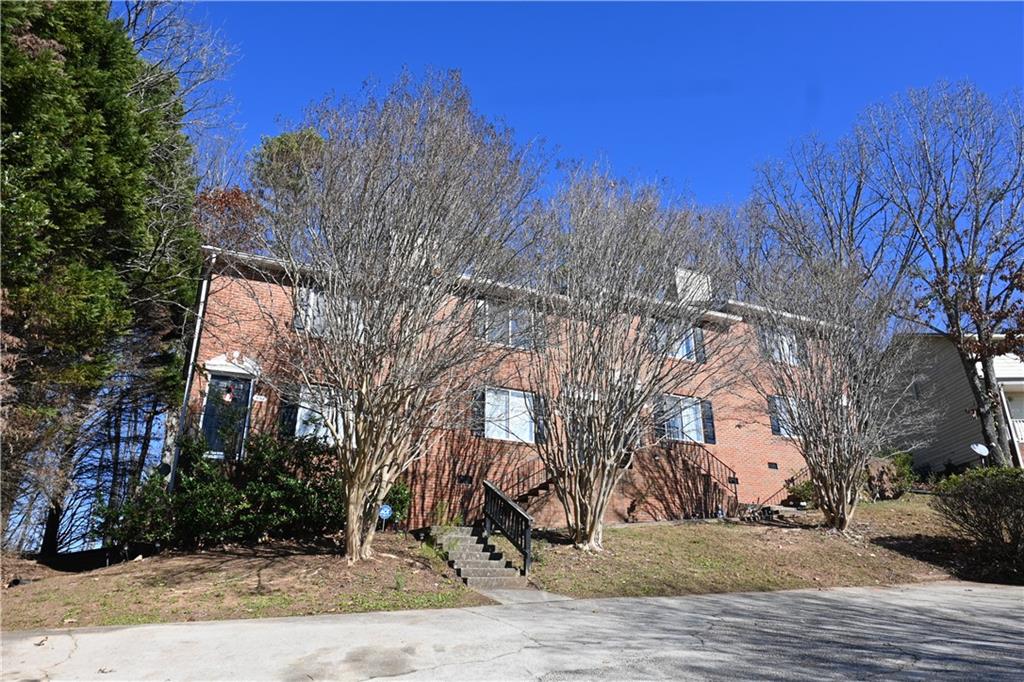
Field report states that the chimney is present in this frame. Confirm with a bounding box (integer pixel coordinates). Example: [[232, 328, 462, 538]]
[[675, 268, 712, 302]]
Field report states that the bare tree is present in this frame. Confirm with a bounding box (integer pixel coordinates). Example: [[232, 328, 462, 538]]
[[738, 131, 932, 531], [739, 259, 928, 530], [247, 72, 542, 561], [865, 82, 1024, 466], [518, 168, 735, 550]]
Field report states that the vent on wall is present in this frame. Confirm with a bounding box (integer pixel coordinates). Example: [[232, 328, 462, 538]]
[[768, 462, 779, 470]]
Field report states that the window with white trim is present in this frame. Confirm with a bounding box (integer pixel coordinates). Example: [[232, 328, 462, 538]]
[[484, 387, 536, 443], [477, 300, 533, 349], [769, 395, 799, 437], [295, 288, 364, 340], [294, 385, 353, 445], [660, 394, 704, 442], [765, 328, 801, 365], [652, 320, 698, 361]]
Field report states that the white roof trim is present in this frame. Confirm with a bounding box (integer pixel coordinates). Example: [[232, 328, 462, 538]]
[[200, 245, 743, 326]]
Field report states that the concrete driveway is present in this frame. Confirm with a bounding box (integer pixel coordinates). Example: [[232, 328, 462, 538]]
[[3, 581, 1022, 681]]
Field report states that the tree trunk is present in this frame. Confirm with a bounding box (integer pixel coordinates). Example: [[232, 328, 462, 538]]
[[40, 503, 62, 557], [344, 493, 364, 561], [344, 487, 368, 563], [979, 356, 1014, 466], [130, 400, 160, 498], [161, 409, 180, 489], [108, 401, 124, 513], [580, 517, 604, 551], [359, 513, 378, 561], [958, 352, 1011, 466]]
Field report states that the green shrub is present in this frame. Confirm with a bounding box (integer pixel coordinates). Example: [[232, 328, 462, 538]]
[[383, 480, 412, 524], [933, 467, 1024, 580], [95, 474, 176, 547], [785, 479, 816, 507], [97, 436, 347, 549]]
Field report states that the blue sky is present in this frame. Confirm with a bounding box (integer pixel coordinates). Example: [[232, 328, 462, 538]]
[[194, 1, 1023, 205]]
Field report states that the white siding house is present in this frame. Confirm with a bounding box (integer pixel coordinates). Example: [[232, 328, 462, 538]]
[[911, 335, 1024, 472]]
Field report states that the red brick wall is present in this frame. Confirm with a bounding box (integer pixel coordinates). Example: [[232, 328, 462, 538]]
[[186, 264, 805, 529]]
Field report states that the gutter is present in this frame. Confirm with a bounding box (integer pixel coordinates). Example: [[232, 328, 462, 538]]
[[167, 251, 217, 492], [203, 245, 745, 325]]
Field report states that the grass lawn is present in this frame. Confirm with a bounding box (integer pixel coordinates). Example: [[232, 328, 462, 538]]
[[516, 493, 970, 599], [1, 533, 489, 632]]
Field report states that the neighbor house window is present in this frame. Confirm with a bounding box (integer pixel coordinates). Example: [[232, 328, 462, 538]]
[[659, 395, 705, 443], [201, 374, 253, 458], [477, 300, 533, 349], [763, 328, 802, 366], [652, 320, 704, 362], [768, 395, 799, 437], [481, 387, 536, 443]]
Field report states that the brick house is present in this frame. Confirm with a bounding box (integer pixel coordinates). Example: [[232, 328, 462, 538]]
[[176, 246, 806, 529]]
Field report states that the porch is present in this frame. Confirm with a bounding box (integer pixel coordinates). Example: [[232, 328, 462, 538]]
[[1003, 384, 1024, 445]]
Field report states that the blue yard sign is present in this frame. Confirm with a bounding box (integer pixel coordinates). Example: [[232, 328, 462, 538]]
[[378, 504, 393, 521]]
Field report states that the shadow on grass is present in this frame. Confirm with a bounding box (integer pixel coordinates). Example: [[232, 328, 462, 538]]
[[871, 533, 1023, 585]]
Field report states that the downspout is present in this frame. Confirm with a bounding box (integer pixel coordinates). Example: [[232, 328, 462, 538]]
[[996, 384, 1022, 468], [168, 252, 217, 492]]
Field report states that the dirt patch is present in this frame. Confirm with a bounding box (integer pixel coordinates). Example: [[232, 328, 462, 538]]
[[1, 533, 489, 631], [524, 493, 960, 599], [1, 553, 61, 587]]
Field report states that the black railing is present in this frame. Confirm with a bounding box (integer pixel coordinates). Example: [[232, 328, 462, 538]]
[[509, 463, 551, 500], [483, 479, 533, 575], [678, 445, 740, 516], [758, 467, 809, 508], [467, 458, 551, 522]]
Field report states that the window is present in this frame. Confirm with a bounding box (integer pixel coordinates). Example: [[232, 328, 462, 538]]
[[482, 387, 536, 443], [295, 287, 364, 340], [477, 300, 534, 349], [294, 385, 352, 445], [659, 395, 705, 443], [201, 374, 253, 458], [294, 287, 326, 336], [764, 328, 802, 366], [768, 395, 799, 437], [652, 320, 704, 362]]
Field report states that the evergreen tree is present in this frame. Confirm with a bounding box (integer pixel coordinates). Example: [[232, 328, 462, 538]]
[[1, 2, 200, 552]]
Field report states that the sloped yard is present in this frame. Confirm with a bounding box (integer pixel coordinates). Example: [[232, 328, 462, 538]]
[[522, 493, 966, 598], [2, 494, 974, 632], [1, 533, 488, 631]]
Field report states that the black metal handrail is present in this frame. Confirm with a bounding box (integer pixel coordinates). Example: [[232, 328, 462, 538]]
[[758, 467, 809, 508], [467, 458, 551, 522], [510, 463, 551, 500], [677, 444, 740, 516], [483, 479, 534, 575]]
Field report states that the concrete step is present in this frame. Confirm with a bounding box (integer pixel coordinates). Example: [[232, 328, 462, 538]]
[[463, 575, 528, 589], [440, 539, 495, 554], [431, 525, 475, 538], [447, 549, 503, 562], [438, 537, 485, 552], [456, 566, 522, 579], [451, 559, 514, 570]]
